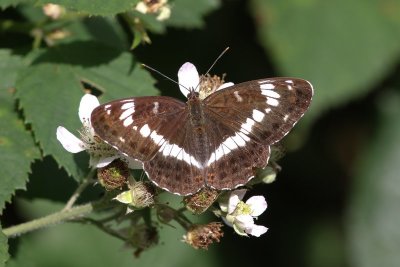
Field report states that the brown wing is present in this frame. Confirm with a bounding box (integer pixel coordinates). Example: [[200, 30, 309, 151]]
[[91, 96, 187, 161]]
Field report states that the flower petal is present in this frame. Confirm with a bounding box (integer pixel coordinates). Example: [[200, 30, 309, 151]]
[[217, 82, 234, 91], [228, 195, 240, 213], [79, 94, 100, 124], [56, 126, 85, 153], [178, 62, 200, 97], [221, 215, 233, 227], [246, 224, 268, 237], [246, 196, 267, 216], [235, 214, 254, 229], [94, 155, 118, 168], [227, 189, 247, 213], [233, 223, 249, 237]]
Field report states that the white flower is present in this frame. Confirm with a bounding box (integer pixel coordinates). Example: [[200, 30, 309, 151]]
[[177, 62, 234, 99], [135, 0, 171, 21], [56, 94, 142, 169], [42, 4, 65, 20], [219, 189, 268, 237]]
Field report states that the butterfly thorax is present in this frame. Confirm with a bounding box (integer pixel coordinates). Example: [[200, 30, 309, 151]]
[[187, 90, 209, 166]]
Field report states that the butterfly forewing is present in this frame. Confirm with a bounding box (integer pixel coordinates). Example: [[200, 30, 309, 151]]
[[91, 96, 187, 161], [204, 78, 313, 145]]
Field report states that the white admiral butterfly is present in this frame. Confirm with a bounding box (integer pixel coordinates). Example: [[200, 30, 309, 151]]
[[91, 62, 313, 195]]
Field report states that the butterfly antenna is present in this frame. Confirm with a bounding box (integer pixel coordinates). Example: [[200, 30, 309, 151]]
[[141, 63, 190, 93], [204, 47, 230, 76], [195, 47, 230, 91]]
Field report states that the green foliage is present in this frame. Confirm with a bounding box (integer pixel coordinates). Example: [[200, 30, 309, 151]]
[[2, 0, 400, 266], [347, 91, 400, 267], [251, 0, 400, 122], [0, 0, 29, 9], [166, 0, 220, 28], [15, 42, 157, 180], [6, 199, 220, 267], [0, 225, 8, 267], [0, 50, 40, 213]]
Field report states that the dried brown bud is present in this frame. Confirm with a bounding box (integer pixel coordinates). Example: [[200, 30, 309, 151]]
[[198, 74, 227, 99], [184, 188, 219, 214], [97, 159, 129, 190], [183, 222, 224, 250], [126, 224, 159, 257]]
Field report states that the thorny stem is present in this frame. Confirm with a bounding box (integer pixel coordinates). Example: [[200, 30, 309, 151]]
[[63, 169, 96, 211]]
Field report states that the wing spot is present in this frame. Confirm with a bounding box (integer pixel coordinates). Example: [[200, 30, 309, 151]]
[[252, 109, 265, 122], [119, 107, 135, 120], [261, 90, 280, 98], [234, 91, 243, 102], [153, 102, 159, 114], [139, 124, 151, 137], [260, 83, 275, 90], [266, 97, 279, 107], [123, 116, 133, 127], [121, 102, 134, 110], [283, 114, 289, 122]]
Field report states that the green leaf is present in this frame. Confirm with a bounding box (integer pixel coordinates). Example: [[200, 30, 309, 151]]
[[0, 0, 30, 9], [0, 50, 23, 91], [250, 0, 400, 122], [48, 17, 129, 50], [0, 226, 8, 267], [15, 41, 157, 181], [0, 50, 40, 214], [166, 0, 220, 28], [346, 90, 400, 267], [7, 199, 220, 267], [36, 0, 139, 16]]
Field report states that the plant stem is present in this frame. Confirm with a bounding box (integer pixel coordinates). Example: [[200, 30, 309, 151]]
[[3, 203, 94, 238], [63, 169, 96, 211]]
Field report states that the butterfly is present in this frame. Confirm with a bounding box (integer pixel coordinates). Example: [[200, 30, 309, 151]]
[[91, 62, 313, 195]]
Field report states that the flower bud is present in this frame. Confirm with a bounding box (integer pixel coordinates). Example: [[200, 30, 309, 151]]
[[183, 222, 224, 250], [114, 181, 155, 209]]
